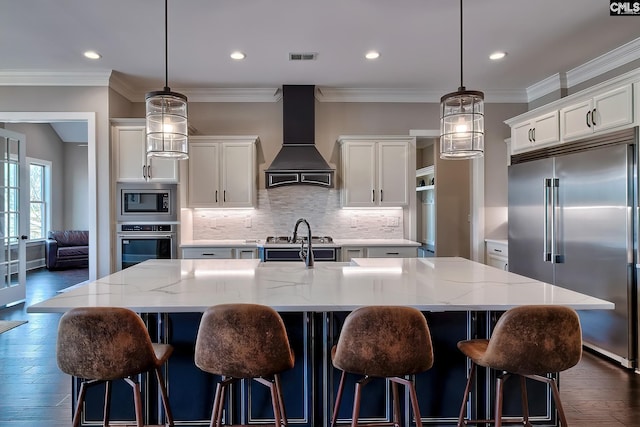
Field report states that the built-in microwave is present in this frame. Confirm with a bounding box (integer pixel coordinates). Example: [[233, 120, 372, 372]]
[[117, 183, 177, 222]]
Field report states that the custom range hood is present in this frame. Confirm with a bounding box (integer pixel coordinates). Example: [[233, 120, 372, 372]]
[[265, 85, 335, 189]]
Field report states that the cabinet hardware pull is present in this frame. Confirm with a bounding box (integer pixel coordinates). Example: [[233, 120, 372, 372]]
[[494, 249, 502, 253], [372, 189, 375, 202], [586, 111, 591, 128], [147, 164, 151, 179], [532, 128, 536, 142], [202, 253, 215, 256], [142, 165, 146, 179], [528, 129, 532, 142], [224, 190, 226, 202], [591, 108, 597, 126], [387, 252, 399, 255], [380, 189, 383, 202], [215, 190, 218, 203]]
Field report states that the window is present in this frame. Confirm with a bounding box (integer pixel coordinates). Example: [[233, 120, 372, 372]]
[[28, 158, 51, 240]]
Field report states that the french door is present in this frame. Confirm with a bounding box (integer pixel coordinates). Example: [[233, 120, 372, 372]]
[[0, 128, 27, 307]]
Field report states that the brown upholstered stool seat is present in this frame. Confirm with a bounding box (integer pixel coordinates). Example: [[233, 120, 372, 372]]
[[457, 305, 582, 427], [330, 305, 434, 427], [56, 307, 174, 427], [195, 303, 295, 426]]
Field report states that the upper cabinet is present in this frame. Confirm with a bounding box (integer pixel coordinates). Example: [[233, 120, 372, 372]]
[[338, 136, 412, 208], [112, 121, 179, 183], [187, 136, 257, 208], [506, 70, 639, 155], [560, 84, 633, 141], [511, 111, 559, 154]]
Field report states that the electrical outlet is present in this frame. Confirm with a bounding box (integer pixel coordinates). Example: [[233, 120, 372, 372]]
[[244, 217, 252, 228], [386, 217, 399, 227], [350, 217, 358, 228]]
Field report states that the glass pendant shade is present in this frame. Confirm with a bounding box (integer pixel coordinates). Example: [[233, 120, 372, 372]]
[[440, 88, 484, 159], [145, 90, 188, 159]]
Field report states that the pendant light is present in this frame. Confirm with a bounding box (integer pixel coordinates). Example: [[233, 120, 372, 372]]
[[439, 0, 484, 159], [145, 0, 188, 159]]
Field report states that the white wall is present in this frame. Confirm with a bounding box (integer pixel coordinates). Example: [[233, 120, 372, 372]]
[[64, 143, 89, 230]]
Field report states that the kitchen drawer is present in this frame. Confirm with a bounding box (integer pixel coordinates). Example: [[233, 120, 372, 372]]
[[235, 248, 258, 259], [486, 241, 508, 258], [485, 240, 508, 271], [182, 247, 234, 259], [366, 246, 417, 258]]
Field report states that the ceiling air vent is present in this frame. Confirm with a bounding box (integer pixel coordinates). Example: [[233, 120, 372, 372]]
[[289, 52, 317, 61]]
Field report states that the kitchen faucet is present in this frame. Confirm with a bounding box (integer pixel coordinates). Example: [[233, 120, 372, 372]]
[[292, 218, 314, 268]]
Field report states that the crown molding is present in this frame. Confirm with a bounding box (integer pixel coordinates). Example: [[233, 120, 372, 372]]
[[566, 36, 640, 88], [526, 37, 640, 103], [183, 87, 281, 103], [526, 73, 568, 102], [0, 70, 112, 86]]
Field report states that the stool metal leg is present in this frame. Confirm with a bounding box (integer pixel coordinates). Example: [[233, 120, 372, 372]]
[[274, 373, 288, 426], [494, 374, 505, 427], [73, 381, 89, 427], [155, 367, 175, 427], [457, 361, 476, 426], [331, 371, 347, 427], [124, 377, 144, 427]]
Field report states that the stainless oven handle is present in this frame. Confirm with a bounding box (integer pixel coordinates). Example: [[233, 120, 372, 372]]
[[117, 234, 175, 239]]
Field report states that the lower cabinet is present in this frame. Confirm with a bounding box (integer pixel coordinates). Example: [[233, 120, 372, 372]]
[[182, 247, 258, 259], [485, 240, 508, 271], [341, 246, 418, 262]]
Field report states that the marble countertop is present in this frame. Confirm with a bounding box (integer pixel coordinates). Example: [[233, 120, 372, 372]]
[[181, 238, 420, 248], [485, 238, 508, 246], [27, 257, 613, 314]]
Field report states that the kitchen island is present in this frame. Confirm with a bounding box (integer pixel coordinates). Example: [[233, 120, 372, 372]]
[[29, 257, 613, 426]]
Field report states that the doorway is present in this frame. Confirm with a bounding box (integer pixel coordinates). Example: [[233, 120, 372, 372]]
[[0, 112, 97, 282]]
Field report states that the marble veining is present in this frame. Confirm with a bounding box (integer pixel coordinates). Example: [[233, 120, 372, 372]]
[[27, 258, 614, 314]]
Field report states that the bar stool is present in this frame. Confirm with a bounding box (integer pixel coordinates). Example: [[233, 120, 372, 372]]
[[330, 306, 434, 427], [456, 305, 582, 427], [194, 303, 295, 427], [56, 307, 174, 427]]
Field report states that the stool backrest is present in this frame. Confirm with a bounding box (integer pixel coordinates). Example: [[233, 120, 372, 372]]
[[483, 305, 582, 375], [332, 306, 433, 377], [194, 303, 294, 378], [56, 307, 158, 380]]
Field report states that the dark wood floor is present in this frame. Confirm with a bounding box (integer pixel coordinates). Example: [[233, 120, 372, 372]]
[[1, 267, 639, 426]]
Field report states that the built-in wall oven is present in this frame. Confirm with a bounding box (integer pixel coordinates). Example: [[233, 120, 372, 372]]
[[116, 223, 177, 271]]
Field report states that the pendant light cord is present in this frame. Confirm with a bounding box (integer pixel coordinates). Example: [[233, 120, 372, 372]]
[[459, 0, 464, 90], [164, 0, 169, 91]]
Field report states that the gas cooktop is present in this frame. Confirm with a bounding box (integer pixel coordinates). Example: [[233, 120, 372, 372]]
[[265, 236, 334, 244]]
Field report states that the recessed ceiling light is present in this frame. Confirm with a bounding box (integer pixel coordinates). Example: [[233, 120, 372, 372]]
[[489, 51, 507, 61], [365, 51, 380, 60], [83, 51, 101, 60], [230, 51, 246, 60]]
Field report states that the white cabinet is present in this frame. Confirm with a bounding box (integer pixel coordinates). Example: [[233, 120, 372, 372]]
[[485, 240, 508, 271], [341, 247, 365, 262], [112, 124, 179, 183], [339, 136, 411, 207], [187, 136, 257, 208], [367, 246, 417, 258], [511, 111, 559, 154], [560, 84, 633, 141], [182, 247, 258, 259], [341, 245, 417, 261]]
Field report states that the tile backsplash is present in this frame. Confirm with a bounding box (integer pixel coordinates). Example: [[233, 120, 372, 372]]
[[190, 186, 404, 239]]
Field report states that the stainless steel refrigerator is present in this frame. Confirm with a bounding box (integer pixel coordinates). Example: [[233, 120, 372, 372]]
[[508, 127, 638, 368]]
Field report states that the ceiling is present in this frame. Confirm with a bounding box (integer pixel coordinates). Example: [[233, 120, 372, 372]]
[[1, 0, 640, 103]]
